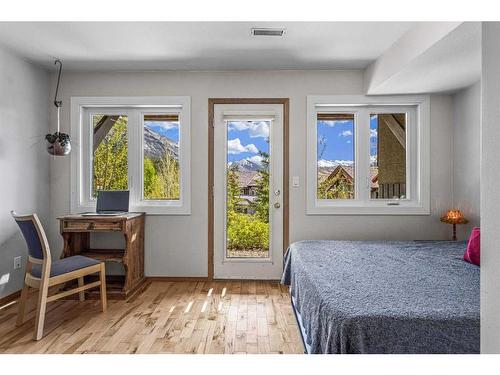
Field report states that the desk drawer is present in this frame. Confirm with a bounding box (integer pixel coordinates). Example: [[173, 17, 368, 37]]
[[62, 220, 123, 232]]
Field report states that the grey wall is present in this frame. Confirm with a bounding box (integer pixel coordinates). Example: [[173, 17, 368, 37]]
[[481, 22, 500, 353], [0, 46, 49, 299], [48, 70, 454, 278], [452, 82, 481, 240]]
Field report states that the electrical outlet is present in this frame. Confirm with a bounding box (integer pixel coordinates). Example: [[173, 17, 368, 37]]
[[14, 256, 22, 270]]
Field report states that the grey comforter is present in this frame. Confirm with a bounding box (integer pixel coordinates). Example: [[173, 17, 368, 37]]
[[281, 240, 480, 354]]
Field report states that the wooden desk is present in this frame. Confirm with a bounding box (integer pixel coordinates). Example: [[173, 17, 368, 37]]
[[57, 213, 146, 300]]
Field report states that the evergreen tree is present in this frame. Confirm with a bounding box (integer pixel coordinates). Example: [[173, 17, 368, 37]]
[[253, 151, 270, 223], [227, 164, 241, 216]]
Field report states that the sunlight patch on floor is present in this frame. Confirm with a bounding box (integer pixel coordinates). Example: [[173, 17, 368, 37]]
[[184, 301, 193, 313]]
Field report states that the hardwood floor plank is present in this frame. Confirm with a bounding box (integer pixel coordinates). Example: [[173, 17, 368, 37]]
[[0, 280, 303, 354]]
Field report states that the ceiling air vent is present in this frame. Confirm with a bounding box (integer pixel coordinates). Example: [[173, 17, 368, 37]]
[[251, 28, 286, 37]]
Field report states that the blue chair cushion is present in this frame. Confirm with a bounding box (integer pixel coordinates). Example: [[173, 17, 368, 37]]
[[31, 255, 100, 278], [15, 219, 44, 260]]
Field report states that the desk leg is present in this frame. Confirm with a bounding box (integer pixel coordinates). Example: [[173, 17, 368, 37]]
[[122, 217, 145, 298]]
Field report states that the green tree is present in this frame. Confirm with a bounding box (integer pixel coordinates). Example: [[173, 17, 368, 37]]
[[225, 162, 270, 252], [144, 157, 163, 198], [225, 150, 272, 253], [144, 152, 180, 200], [226, 164, 241, 215], [92, 116, 128, 195], [253, 151, 270, 223], [153, 152, 180, 200]]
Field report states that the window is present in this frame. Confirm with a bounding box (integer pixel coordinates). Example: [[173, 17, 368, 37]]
[[307, 95, 430, 215], [71, 97, 191, 215]]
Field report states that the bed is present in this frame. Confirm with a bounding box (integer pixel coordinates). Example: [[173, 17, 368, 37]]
[[281, 240, 480, 354]]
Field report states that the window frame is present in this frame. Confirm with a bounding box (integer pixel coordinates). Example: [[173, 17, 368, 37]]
[[306, 95, 430, 215], [71, 96, 191, 215]]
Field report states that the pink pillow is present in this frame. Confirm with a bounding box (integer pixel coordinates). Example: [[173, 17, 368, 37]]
[[464, 227, 480, 266]]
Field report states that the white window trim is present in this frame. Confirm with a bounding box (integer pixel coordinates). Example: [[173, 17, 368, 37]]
[[70, 96, 191, 215], [306, 95, 430, 215]]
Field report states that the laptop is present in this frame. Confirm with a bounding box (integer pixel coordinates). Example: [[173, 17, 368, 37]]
[[82, 190, 130, 216]]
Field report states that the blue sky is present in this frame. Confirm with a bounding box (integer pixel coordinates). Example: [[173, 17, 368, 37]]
[[227, 121, 270, 163], [145, 121, 179, 143], [145, 118, 379, 164], [316, 116, 379, 163], [317, 119, 355, 162], [370, 115, 378, 159]]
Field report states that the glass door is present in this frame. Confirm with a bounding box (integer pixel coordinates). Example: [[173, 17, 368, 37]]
[[213, 104, 284, 279]]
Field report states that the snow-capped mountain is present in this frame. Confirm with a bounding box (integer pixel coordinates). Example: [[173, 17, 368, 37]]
[[317, 159, 354, 168], [228, 157, 263, 172], [317, 157, 378, 168], [143, 126, 179, 160]]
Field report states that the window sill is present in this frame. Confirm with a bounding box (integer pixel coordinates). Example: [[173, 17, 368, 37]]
[[306, 203, 430, 216], [71, 204, 191, 216]]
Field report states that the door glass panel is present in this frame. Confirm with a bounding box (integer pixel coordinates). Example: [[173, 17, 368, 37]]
[[370, 113, 407, 199], [143, 114, 181, 200], [226, 120, 271, 258], [92, 114, 128, 197], [316, 113, 355, 199]]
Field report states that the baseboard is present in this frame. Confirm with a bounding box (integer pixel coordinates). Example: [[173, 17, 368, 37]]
[[147, 277, 281, 282], [0, 290, 21, 307], [147, 277, 209, 282]]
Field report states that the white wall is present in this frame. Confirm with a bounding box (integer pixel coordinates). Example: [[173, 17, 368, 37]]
[[452, 82, 481, 240], [0, 46, 49, 299], [481, 22, 500, 354], [48, 70, 454, 278]]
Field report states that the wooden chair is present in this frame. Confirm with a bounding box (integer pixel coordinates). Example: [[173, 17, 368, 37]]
[[11, 211, 107, 340]]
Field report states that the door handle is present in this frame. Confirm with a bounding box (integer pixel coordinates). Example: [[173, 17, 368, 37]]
[[273, 202, 281, 209]]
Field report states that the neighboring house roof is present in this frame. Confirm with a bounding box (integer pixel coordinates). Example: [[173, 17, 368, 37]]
[[328, 165, 354, 183], [324, 165, 379, 189], [237, 171, 261, 189]]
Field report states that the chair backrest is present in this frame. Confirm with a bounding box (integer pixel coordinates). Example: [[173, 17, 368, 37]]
[[11, 211, 50, 261]]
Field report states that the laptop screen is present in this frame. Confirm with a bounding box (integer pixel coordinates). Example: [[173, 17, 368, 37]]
[[96, 191, 130, 212]]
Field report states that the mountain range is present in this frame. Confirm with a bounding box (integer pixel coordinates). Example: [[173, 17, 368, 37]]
[[317, 159, 354, 168], [228, 158, 263, 172], [317, 156, 378, 168], [144, 126, 179, 160]]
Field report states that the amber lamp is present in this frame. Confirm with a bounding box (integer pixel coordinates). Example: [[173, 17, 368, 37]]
[[440, 209, 468, 241]]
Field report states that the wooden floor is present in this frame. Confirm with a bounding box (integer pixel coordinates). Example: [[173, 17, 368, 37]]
[[0, 281, 304, 354]]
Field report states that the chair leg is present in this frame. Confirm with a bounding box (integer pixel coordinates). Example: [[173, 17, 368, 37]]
[[16, 281, 30, 326], [99, 263, 107, 312], [78, 277, 85, 301], [33, 279, 49, 341]]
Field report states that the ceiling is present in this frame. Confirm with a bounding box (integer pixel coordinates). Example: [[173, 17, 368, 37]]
[[368, 22, 481, 94], [0, 22, 415, 71]]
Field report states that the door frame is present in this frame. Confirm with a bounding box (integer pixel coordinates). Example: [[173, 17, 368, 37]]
[[208, 98, 290, 280]]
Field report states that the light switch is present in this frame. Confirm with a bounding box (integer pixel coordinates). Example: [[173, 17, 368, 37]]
[[292, 176, 300, 187]]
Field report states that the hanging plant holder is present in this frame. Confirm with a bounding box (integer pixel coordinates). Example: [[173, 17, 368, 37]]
[[46, 131, 71, 156], [46, 59, 71, 156]]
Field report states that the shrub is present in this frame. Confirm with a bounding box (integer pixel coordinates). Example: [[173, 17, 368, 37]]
[[227, 212, 269, 250]]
